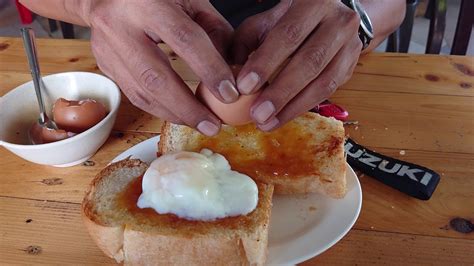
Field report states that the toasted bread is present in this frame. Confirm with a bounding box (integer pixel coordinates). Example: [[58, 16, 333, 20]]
[[82, 159, 274, 265], [160, 112, 346, 198]]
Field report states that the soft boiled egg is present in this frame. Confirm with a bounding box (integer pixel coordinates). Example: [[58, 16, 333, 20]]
[[53, 98, 107, 133], [196, 65, 261, 126], [137, 149, 258, 221]]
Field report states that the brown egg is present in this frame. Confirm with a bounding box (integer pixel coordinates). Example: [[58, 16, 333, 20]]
[[29, 122, 76, 144], [53, 98, 107, 133], [196, 65, 261, 126]]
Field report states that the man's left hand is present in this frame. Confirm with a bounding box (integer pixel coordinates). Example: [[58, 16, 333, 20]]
[[232, 0, 362, 131]]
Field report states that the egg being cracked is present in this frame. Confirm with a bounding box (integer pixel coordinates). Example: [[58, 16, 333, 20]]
[[196, 65, 261, 126]]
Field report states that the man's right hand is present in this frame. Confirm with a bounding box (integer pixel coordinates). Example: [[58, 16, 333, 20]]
[[21, 0, 237, 136], [88, 0, 240, 136]]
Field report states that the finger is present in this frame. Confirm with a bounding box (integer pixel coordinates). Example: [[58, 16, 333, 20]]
[[258, 37, 362, 131], [146, 5, 238, 103], [117, 77, 184, 125], [190, 1, 234, 57], [95, 27, 222, 136], [251, 7, 360, 124], [90, 30, 183, 124], [236, 0, 327, 95], [127, 38, 223, 136], [231, 0, 291, 64], [277, 6, 359, 90]]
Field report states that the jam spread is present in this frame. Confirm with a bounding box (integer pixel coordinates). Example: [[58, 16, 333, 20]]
[[116, 175, 157, 216], [189, 114, 341, 182], [116, 174, 264, 230]]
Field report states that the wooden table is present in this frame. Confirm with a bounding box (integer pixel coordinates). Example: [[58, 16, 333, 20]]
[[1, 37, 473, 265]]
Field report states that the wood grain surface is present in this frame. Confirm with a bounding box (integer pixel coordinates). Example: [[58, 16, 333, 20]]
[[1, 37, 473, 265], [2, 196, 473, 265]]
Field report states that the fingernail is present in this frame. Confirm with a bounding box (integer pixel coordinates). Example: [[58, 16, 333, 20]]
[[258, 117, 279, 131], [238, 72, 260, 94], [197, 120, 220, 136], [218, 80, 239, 103], [252, 100, 275, 123]]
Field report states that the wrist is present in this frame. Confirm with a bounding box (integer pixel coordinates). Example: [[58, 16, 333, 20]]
[[341, 0, 374, 50]]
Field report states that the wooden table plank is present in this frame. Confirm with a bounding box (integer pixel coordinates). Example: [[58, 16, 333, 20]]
[[1, 135, 472, 240], [350, 54, 474, 97], [0, 72, 34, 93], [1, 197, 472, 265], [0, 197, 114, 265], [0, 37, 196, 88], [2, 37, 473, 97], [0, 38, 99, 75], [306, 229, 474, 265], [337, 90, 474, 154], [0, 132, 157, 203]]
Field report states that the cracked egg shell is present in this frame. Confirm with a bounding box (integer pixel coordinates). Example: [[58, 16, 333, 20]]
[[53, 98, 107, 133]]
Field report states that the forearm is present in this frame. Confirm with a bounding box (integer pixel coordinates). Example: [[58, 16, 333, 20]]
[[360, 0, 406, 53], [19, 0, 89, 26]]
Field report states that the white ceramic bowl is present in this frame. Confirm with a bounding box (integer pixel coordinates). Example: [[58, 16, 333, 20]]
[[0, 72, 121, 167]]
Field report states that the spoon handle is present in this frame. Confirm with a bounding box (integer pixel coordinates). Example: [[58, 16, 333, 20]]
[[21, 27, 46, 124]]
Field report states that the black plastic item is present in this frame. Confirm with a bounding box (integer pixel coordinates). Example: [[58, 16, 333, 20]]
[[211, 0, 279, 28], [344, 138, 440, 200]]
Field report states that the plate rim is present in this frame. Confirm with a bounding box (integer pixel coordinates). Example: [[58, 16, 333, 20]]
[[275, 165, 361, 265]]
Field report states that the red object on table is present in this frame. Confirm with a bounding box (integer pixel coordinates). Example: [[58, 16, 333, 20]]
[[312, 101, 349, 122], [15, 0, 33, 24]]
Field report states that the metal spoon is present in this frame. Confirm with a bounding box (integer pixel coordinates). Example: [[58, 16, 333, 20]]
[[21, 28, 58, 143]]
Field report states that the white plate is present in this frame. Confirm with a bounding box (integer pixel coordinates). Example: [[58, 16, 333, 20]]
[[111, 136, 362, 265]]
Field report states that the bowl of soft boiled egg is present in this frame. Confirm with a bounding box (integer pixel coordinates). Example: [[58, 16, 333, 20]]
[[0, 72, 121, 167]]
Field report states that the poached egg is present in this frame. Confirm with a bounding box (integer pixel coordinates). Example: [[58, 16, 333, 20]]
[[137, 149, 258, 221]]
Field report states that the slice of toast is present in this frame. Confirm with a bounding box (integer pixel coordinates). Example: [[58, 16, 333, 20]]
[[82, 159, 273, 265], [160, 112, 346, 198]]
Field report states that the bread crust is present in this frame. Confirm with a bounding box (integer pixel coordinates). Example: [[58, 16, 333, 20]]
[[123, 231, 252, 265], [158, 121, 171, 155], [82, 159, 145, 263], [81, 214, 125, 262], [82, 159, 272, 265]]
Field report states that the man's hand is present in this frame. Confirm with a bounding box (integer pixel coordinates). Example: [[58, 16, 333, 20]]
[[89, 0, 241, 135], [232, 0, 362, 131]]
